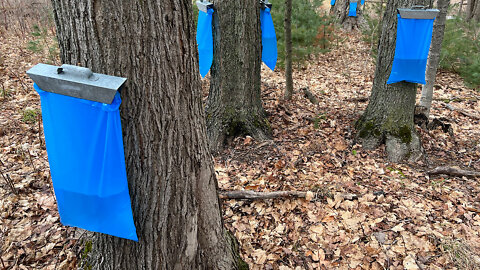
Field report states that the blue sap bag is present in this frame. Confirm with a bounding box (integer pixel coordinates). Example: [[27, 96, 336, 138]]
[[331, 0, 336, 6], [34, 83, 138, 241], [348, 2, 358, 17], [387, 14, 435, 84], [260, 7, 278, 71], [361, 0, 365, 5], [196, 8, 214, 78]]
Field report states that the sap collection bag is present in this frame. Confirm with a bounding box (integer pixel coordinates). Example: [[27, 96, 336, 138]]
[[387, 14, 435, 84], [260, 6, 278, 71], [35, 83, 138, 241], [197, 8, 214, 78], [348, 2, 358, 17]]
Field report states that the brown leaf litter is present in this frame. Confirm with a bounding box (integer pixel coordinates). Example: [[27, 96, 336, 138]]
[[1, 22, 480, 270]]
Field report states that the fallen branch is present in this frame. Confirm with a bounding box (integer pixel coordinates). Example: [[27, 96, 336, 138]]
[[219, 190, 306, 200], [428, 166, 480, 178], [347, 97, 369, 102], [219, 190, 359, 201], [444, 104, 480, 120], [302, 87, 319, 105]]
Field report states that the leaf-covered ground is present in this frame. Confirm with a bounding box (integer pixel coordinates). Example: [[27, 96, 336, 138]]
[[1, 25, 480, 270]]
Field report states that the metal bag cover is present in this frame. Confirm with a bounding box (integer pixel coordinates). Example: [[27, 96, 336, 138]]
[[260, 6, 278, 71], [196, 8, 214, 78], [35, 84, 137, 241], [387, 14, 435, 84]]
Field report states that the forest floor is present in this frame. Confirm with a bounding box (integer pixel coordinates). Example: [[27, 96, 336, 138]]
[[1, 24, 480, 270]]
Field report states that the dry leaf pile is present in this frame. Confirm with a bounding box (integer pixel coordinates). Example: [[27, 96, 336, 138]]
[[1, 23, 480, 270]]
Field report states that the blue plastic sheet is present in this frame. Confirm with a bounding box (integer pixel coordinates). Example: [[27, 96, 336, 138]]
[[34, 84, 138, 241], [348, 2, 358, 17], [331, 0, 336, 6], [260, 7, 278, 71], [387, 14, 435, 84], [196, 8, 214, 78]]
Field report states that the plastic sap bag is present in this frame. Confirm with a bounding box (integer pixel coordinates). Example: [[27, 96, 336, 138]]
[[348, 2, 358, 17], [34, 84, 138, 241], [361, 0, 365, 5], [331, 0, 336, 6], [260, 7, 278, 71], [387, 14, 435, 84], [196, 8, 214, 78]]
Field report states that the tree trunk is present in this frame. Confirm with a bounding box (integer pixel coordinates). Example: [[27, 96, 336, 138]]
[[473, 0, 480, 21], [284, 0, 293, 100], [466, 0, 476, 20], [420, 0, 450, 118], [331, 0, 363, 31], [51, 0, 241, 269], [206, 0, 271, 153], [355, 0, 423, 162], [458, 0, 464, 17]]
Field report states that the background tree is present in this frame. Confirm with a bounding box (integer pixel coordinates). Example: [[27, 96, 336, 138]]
[[207, 0, 271, 153], [284, 0, 293, 100], [466, 0, 480, 21], [355, 0, 423, 162], [473, 0, 480, 20], [420, 0, 451, 118], [51, 0, 241, 268], [331, 0, 364, 30]]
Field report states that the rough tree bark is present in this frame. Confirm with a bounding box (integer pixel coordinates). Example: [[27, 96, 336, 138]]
[[465, 0, 480, 20], [284, 0, 293, 100], [331, 0, 364, 31], [419, 0, 450, 118], [355, 0, 423, 162], [473, 0, 480, 21], [51, 0, 242, 269], [206, 0, 271, 153], [458, 0, 464, 17]]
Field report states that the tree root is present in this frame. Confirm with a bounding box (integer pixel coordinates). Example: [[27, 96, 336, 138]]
[[427, 166, 480, 178]]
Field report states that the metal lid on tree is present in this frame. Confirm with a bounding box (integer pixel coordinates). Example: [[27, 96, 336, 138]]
[[398, 6, 439, 19], [387, 6, 440, 84], [26, 63, 126, 104], [196, 0, 213, 13]]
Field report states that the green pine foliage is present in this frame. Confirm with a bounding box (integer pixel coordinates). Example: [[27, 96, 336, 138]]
[[440, 18, 480, 89], [270, 0, 335, 68]]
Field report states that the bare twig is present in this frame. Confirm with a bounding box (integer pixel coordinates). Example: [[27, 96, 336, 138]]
[[26, 150, 36, 171], [428, 166, 480, 178], [38, 113, 43, 147], [9, 71, 28, 93], [0, 159, 17, 195]]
